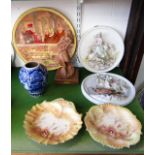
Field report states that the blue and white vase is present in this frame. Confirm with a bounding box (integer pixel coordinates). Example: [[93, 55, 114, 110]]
[[19, 62, 48, 96]]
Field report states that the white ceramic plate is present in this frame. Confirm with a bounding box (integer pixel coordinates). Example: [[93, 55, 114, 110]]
[[78, 26, 124, 73], [81, 73, 136, 106]]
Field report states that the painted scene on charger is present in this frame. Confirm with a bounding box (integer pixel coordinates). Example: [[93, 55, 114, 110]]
[[14, 9, 76, 70]]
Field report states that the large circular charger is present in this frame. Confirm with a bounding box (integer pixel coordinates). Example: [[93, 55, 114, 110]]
[[12, 7, 77, 70]]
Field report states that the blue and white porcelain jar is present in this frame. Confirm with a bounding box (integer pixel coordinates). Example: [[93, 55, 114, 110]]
[[19, 62, 48, 96]]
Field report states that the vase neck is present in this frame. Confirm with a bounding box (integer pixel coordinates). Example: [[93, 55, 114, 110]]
[[24, 62, 39, 70]]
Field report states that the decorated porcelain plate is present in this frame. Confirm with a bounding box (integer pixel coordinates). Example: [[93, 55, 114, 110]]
[[24, 98, 82, 145], [78, 26, 124, 73], [12, 7, 76, 70], [81, 73, 135, 106], [84, 104, 142, 149]]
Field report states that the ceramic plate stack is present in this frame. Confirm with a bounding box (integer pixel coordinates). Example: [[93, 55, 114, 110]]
[[78, 26, 135, 106]]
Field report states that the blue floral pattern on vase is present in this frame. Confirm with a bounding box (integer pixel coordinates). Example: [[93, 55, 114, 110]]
[[19, 62, 48, 96]]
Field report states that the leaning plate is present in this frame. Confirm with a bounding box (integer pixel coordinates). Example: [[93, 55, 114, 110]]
[[81, 73, 135, 106], [12, 7, 76, 70], [78, 26, 124, 73]]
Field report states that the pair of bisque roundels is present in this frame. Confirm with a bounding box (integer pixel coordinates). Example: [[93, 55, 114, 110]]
[[24, 98, 142, 149]]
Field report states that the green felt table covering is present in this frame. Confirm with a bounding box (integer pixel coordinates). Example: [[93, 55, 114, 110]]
[[11, 67, 144, 154]]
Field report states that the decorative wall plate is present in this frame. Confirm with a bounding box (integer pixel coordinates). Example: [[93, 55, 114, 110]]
[[12, 8, 77, 70], [78, 26, 124, 73], [81, 73, 135, 106], [85, 104, 142, 149]]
